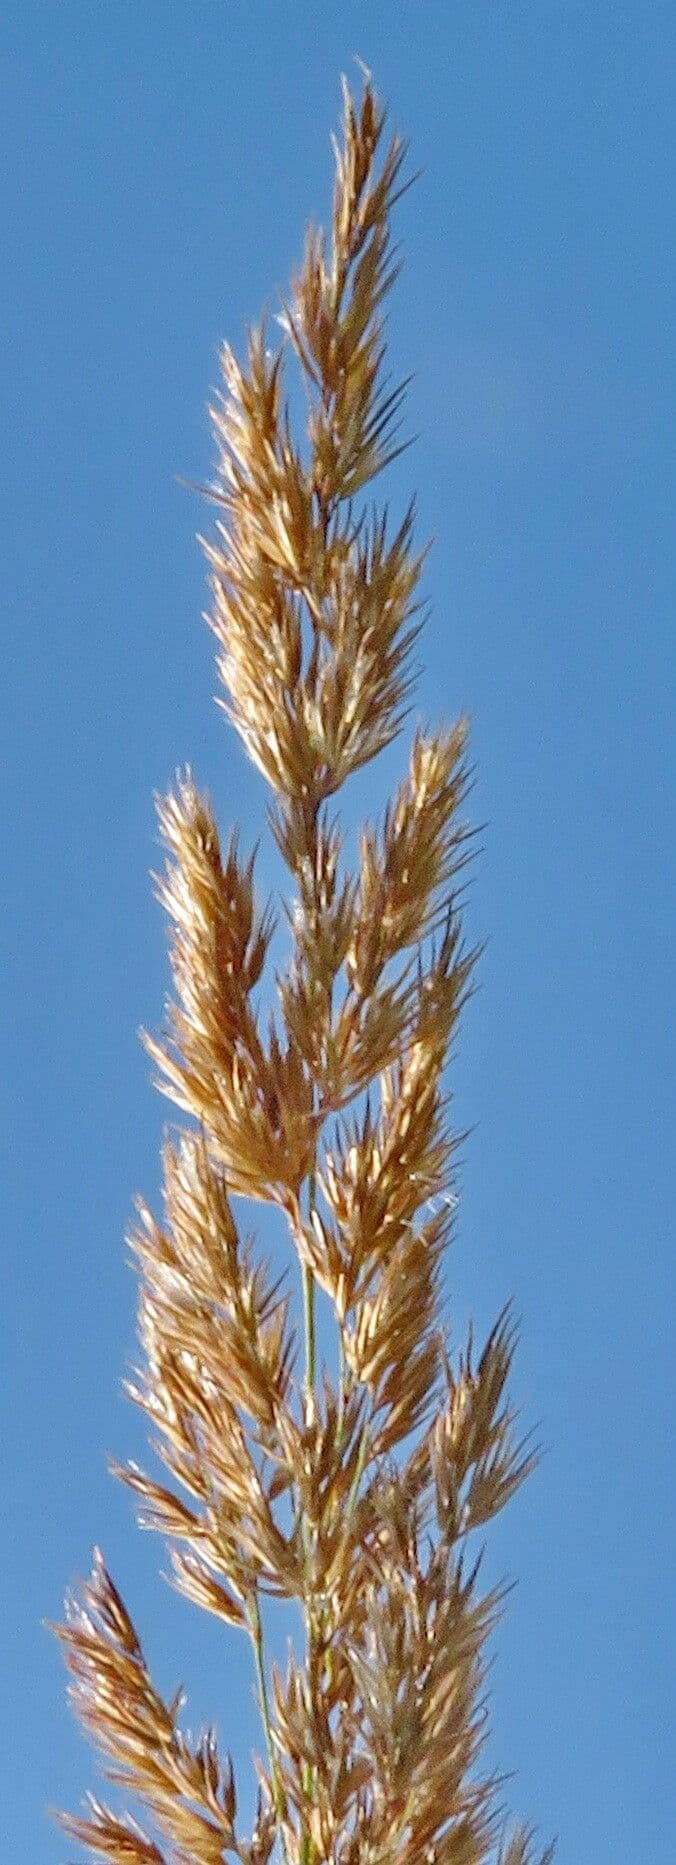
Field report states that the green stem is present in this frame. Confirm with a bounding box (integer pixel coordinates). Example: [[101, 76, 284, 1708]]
[[337, 1325, 347, 1444], [248, 1591, 289, 1865], [300, 1164, 318, 1865], [346, 1416, 370, 1529], [299, 1763, 314, 1865], [302, 1258, 316, 1416]]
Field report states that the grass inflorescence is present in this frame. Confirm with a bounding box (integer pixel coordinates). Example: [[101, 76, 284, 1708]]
[[53, 74, 551, 1865]]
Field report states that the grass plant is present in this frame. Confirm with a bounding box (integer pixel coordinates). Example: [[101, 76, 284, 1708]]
[[53, 75, 551, 1865]]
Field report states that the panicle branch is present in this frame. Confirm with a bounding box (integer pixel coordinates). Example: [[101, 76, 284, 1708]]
[[54, 71, 552, 1865]]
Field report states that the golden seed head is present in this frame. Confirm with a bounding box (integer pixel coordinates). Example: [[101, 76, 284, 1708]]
[[54, 72, 549, 1865]]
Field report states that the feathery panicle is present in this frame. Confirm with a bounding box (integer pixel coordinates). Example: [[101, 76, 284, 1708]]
[[54, 72, 551, 1865]]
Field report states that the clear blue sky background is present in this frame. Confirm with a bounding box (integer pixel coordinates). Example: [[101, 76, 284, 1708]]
[[2, 4, 673, 1860]]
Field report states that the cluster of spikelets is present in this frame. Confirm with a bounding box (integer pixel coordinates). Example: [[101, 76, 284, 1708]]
[[53, 76, 552, 1865]]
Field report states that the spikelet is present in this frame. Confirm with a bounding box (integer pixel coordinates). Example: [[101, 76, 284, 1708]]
[[54, 74, 552, 1865]]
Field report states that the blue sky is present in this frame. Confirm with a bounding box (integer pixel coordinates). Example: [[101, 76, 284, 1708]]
[[2, 3, 674, 1860]]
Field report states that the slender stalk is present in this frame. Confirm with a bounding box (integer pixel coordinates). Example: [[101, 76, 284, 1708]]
[[300, 1159, 318, 1865], [336, 1324, 346, 1444], [247, 1590, 289, 1865], [301, 1259, 316, 1420]]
